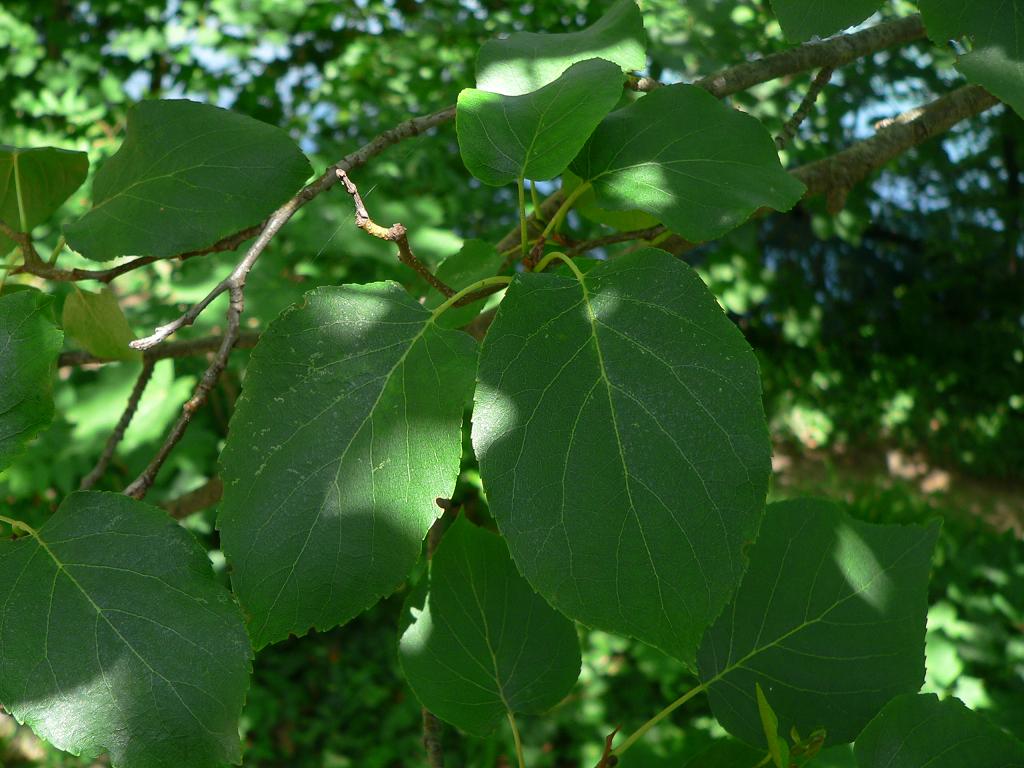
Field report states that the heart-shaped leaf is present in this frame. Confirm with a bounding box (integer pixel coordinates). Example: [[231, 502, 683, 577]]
[[0, 491, 252, 768], [473, 248, 771, 666], [919, 0, 1024, 118], [64, 99, 311, 260], [769, 1, 884, 42], [571, 84, 806, 243], [399, 517, 581, 736], [218, 283, 477, 648], [476, 0, 646, 95], [0, 289, 63, 472], [697, 499, 939, 747], [0, 145, 88, 252], [457, 58, 625, 187], [855, 694, 1024, 767]]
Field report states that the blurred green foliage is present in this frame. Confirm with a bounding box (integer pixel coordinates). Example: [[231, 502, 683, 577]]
[[1, 0, 1021, 765]]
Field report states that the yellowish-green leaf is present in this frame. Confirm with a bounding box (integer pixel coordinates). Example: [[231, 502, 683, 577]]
[[62, 286, 140, 361]]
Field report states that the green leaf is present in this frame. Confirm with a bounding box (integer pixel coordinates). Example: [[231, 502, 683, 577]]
[[61, 286, 140, 361], [476, 0, 646, 95], [757, 683, 790, 768], [457, 58, 625, 187], [0, 145, 88, 252], [218, 283, 477, 649], [571, 85, 806, 243], [684, 741, 765, 767], [424, 239, 506, 329], [0, 491, 252, 768], [398, 517, 581, 736], [473, 248, 770, 666], [0, 289, 63, 472], [697, 499, 940, 747], [919, 0, 1024, 118], [855, 694, 1024, 767], [64, 99, 311, 261], [768, 1, 884, 42]]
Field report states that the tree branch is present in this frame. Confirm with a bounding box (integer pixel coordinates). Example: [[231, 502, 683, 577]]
[[80, 359, 156, 490], [336, 169, 454, 296], [58, 331, 260, 367], [776, 66, 834, 150]]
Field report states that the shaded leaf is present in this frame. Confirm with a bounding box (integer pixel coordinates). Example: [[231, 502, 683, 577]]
[[562, 168, 660, 232], [0, 145, 88, 252], [473, 248, 770, 666], [757, 683, 790, 768], [457, 58, 625, 187], [854, 693, 1024, 767], [769, 1, 884, 42], [424, 239, 506, 329], [398, 517, 581, 736], [919, 0, 1024, 118], [684, 741, 765, 767], [697, 499, 940, 747], [218, 283, 477, 648], [64, 99, 311, 260], [0, 289, 62, 472], [61, 286, 140, 361], [0, 491, 252, 768], [571, 84, 805, 243], [476, 0, 646, 95]]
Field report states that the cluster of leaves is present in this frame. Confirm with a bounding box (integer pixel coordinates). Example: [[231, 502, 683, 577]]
[[1, 2, 1022, 767]]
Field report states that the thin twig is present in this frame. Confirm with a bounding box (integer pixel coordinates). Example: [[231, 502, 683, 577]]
[[163, 476, 224, 520], [58, 330, 260, 367], [336, 169, 455, 297], [14, 225, 262, 283], [566, 226, 670, 256], [80, 359, 156, 489], [776, 66, 834, 150]]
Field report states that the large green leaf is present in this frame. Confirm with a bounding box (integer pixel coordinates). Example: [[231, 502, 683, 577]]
[[218, 283, 477, 649], [61, 286, 140, 361], [571, 85, 805, 243], [398, 517, 581, 736], [64, 99, 311, 261], [0, 491, 252, 768], [919, 0, 1024, 118], [0, 145, 88, 252], [768, 1, 884, 42], [855, 694, 1024, 767], [476, 0, 646, 95], [473, 248, 770, 666], [424, 239, 506, 329], [0, 289, 63, 472], [697, 499, 939, 748], [457, 58, 624, 187]]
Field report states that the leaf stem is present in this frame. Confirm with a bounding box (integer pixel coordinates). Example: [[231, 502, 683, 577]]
[[507, 711, 526, 768], [0, 514, 36, 536], [431, 275, 513, 319], [529, 180, 543, 223], [533, 251, 585, 281], [517, 177, 529, 262], [47, 235, 66, 266], [538, 181, 591, 243], [611, 681, 708, 758], [13, 155, 29, 232], [752, 753, 773, 768]]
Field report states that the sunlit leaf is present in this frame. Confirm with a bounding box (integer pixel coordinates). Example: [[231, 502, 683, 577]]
[[61, 286, 139, 361], [697, 499, 940, 747], [476, 0, 646, 95], [0, 145, 88, 252], [218, 283, 477, 648], [474, 248, 770, 666], [855, 693, 1024, 767], [0, 491, 252, 768], [0, 289, 62, 472], [64, 99, 311, 260], [457, 58, 624, 186], [398, 517, 581, 736], [571, 84, 805, 243]]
